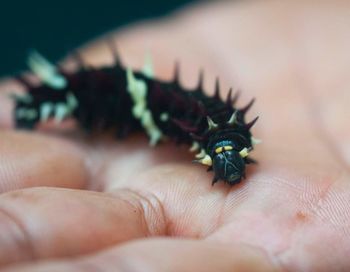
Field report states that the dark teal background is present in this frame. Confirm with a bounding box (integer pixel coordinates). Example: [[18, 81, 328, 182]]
[[0, 0, 193, 76]]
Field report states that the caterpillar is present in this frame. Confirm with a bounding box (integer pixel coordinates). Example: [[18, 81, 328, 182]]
[[11, 43, 260, 186]]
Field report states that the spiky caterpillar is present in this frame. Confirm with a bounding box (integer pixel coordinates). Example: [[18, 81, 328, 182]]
[[12, 46, 260, 185]]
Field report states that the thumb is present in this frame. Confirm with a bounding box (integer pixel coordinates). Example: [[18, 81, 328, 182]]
[[2, 239, 280, 272]]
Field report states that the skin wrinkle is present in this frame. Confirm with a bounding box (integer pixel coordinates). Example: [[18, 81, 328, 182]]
[[0, 187, 173, 267], [211, 212, 292, 272], [265, 148, 346, 268], [272, 185, 332, 271], [311, 181, 350, 238], [209, 171, 347, 270], [111, 188, 168, 237], [211, 180, 234, 234], [0, 156, 19, 193], [322, 188, 350, 237], [270, 174, 346, 269], [0, 204, 36, 265], [244, 243, 289, 272]]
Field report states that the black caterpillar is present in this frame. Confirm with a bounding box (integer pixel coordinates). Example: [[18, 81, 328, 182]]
[[11, 44, 260, 186]]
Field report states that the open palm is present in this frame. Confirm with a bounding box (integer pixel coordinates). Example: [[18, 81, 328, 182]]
[[1, 1, 349, 271]]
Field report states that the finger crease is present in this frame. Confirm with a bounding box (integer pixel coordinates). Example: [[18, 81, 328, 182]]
[[0, 205, 36, 263], [116, 188, 168, 237]]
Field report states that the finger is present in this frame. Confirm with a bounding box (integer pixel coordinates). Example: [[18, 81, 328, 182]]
[[0, 187, 165, 267], [0, 131, 87, 193], [2, 239, 279, 272]]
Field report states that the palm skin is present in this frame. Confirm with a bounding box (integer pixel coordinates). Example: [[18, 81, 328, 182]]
[[0, 1, 350, 271]]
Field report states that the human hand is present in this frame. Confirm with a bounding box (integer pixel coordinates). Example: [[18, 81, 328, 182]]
[[0, 1, 349, 271]]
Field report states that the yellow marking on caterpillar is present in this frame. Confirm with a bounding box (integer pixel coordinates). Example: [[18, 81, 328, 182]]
[[207, 116, 218, 130], [16, 108, 38, 120], [189, 141, 200, 152], [160, 112, 169, 122], [142, 52, 154, 78], [195, 149, 206, 159], [37, 92, 78, 123], [54, 103, 69, 123], [126, 68, 163, 146], [239, 147, 250, 158], [215, 145, 233, 154], [251, 137, 262, 146], [200, 155, 212, 166], [27, 50, 67, 90], [9, 93, 33, 104]]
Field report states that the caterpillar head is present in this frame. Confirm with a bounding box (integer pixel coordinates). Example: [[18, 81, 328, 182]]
[[192, 111, 258, 186], [193, 140, 250, 185], [211, 140, 246, 185]]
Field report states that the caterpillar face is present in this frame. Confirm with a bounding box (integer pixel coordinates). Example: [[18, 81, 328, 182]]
[[207, 139, 245, 185], [212, 145, 245, 185]]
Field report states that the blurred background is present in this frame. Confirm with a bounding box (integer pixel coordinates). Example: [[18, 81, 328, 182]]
[[0, 0, 195, 76]]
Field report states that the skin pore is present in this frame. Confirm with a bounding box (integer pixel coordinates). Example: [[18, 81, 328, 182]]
[[0, 0, 350, 271]]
